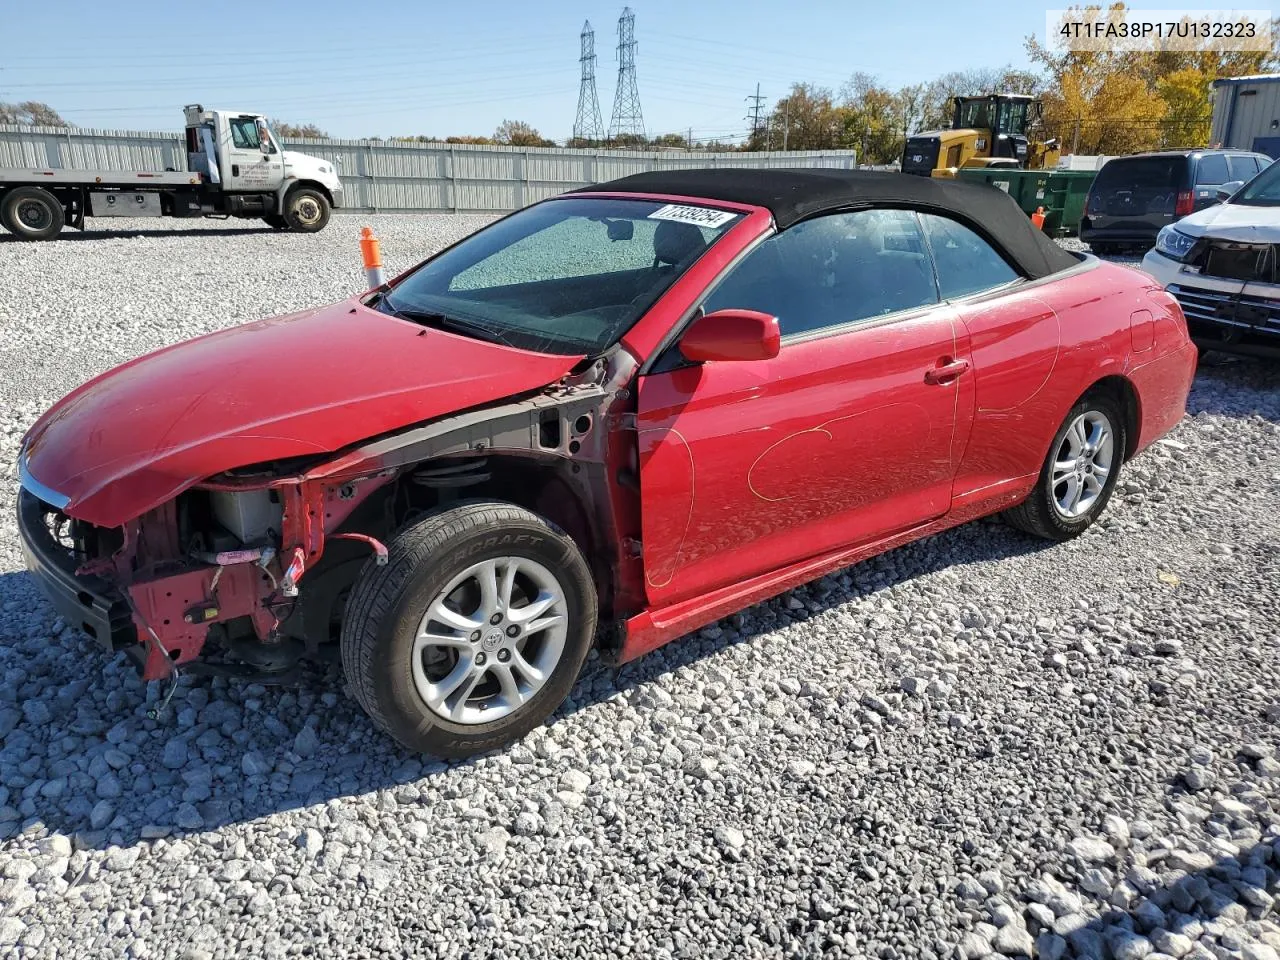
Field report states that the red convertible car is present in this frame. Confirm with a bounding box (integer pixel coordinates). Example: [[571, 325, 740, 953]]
[[17, 170, 1195, 757]]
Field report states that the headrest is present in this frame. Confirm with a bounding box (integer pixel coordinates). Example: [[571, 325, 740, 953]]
[[653, 219, 707, 266]]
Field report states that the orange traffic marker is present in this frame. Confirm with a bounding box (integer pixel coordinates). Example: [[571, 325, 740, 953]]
[[1030, 207, 1047, 231], [361, 226, 385, 289]]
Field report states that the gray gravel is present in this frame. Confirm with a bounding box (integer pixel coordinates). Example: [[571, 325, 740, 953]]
[[1, 218, 1279, 959]]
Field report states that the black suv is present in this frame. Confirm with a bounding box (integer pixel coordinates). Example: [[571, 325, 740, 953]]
[[1079, 149, 1273, 254]]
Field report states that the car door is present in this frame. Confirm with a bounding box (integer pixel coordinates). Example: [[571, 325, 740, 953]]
[[633, 209, 973, 609], [223, 115, 284, 194]]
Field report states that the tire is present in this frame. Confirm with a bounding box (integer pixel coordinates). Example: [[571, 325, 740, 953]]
[[262, 213, 288, 230], [1003, 392, 1126, 541], [1, 187, 64, 241], [340, 500, 597, 757], [282, 187, 330, 233]]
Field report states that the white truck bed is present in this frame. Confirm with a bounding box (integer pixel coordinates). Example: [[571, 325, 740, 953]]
[[0, 168, 202, 187]]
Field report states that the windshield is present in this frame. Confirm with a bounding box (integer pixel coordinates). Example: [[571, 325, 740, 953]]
[[380, 197, 742, 355], [1233, 158, 1280, 206], [997, 100, 1029, 135], [956, 99, 992, 130]]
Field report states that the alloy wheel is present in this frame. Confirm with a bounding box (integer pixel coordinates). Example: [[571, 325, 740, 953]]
[[412, 556, 568, 724], [1051, 410, 1114, 518]]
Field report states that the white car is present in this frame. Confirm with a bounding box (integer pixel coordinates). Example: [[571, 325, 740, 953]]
[[1141, 160, 1280, 357]]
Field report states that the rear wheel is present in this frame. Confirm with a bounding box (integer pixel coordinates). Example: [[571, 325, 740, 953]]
[[1, 187, 64, 241], [340, 501, 597, 757], [282, 188, 330, 233], [1003, 393, 1125, 541]]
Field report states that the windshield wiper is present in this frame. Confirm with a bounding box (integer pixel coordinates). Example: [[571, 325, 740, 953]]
[[379, 299, 512, 346]]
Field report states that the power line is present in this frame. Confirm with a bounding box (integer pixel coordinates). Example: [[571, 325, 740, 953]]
[[608, 7, 645, 141], [572, 20, 605, 144]]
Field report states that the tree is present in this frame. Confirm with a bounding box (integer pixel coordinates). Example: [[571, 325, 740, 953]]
[[0, 101, 68, 127], [269, 119, 329, 138], [838, 73, 906, 164], [493, 120, 555, 147], [649, 132, 688, 150], [609, 132, 648, 148], [746, 84, 842, 151], [445, 135, 493, 145], [1156, 68, 1213, 149]]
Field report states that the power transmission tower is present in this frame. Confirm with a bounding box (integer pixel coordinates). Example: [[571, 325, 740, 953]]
[[608, 7, 645, 143], [572, 21, 605, 144], [745, 83, 766, 144]]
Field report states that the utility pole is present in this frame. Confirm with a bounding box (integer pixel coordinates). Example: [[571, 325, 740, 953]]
[[782, 100, 790, 151], [687, 127, 693, 151]]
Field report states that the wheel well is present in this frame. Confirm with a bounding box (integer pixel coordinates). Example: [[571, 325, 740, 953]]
[[286, 180, 332, 205], [346, 453, 613, 614], [1087, 375, 1140, 461]]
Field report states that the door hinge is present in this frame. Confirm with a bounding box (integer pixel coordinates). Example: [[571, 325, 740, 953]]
[[611, 413, 637, 431], [621, 537, 643, 558]]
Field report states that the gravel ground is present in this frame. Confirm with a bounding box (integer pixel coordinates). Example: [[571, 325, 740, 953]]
[[1, 219, 1279, 960]]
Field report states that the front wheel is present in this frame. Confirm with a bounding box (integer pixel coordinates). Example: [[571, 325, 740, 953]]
[[282, 187, 330, 233], [1003, 392, 1125, 541], [262, 213, 289, 230], [340, 501, 597, 757]]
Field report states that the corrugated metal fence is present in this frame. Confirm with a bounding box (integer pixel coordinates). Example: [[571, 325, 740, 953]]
[[0, 124, 858, 213]]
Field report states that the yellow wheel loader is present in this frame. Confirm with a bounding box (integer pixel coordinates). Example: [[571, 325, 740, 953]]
[[902, 94, 1061, 178]]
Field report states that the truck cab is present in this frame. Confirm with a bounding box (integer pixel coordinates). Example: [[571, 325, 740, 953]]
[[182, 105, 343, 229]]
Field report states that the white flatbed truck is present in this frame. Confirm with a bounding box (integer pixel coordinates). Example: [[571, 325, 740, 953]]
[[0, 105, 344, 240]]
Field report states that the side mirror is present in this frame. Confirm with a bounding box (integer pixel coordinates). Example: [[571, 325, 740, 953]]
[[679, 309, 780, 363], [1216, 180, 1244, 202]]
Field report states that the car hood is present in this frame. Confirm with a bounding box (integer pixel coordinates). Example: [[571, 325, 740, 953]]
[[1173, 202, 1280, 242], [21, 299, 581, 527]]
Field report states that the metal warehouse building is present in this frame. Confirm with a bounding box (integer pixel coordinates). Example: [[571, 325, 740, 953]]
[[1210, 74, 1280, 158]]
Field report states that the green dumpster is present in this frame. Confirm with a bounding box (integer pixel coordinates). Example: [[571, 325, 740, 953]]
[[956, 168, 1097, 237], [1043, 170, 1096, 237]]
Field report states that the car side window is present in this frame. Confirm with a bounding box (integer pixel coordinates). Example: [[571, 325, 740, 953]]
[[701, 209, 939, 338], [1228, 155, 1259, 181], [1195, 154, 1228, 185], [229, 118, 261, 150], [918, 212, 1020, 299]]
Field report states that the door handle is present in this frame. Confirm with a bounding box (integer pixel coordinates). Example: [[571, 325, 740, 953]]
[[924, 358, 970, 385], [232, 164, 240, 176]]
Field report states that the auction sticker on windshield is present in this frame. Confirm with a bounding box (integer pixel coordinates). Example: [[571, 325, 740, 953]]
[[647, 204, 738, 229]]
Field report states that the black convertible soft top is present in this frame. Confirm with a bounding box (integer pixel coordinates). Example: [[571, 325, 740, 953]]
[[576, 168, 1079, 280]]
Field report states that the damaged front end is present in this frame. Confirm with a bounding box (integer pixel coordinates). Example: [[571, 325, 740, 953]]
[[16, 350, 642, 693], [17, 453, 394, 687]]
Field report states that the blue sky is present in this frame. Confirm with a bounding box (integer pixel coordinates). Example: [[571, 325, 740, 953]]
[[0, 0, 1186, 141]]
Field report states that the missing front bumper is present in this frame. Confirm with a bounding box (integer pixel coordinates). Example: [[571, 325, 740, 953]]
[[16, 489, 137, 653]]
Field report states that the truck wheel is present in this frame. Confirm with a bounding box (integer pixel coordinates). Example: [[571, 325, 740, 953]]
[[262, 214, 288, 230], [340, 501, 597, 758], [283, 188, 330, 233], [1, 187, 64, 241]]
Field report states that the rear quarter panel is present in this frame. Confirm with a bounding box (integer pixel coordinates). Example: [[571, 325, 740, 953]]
[[952, 260, 1191, 504]]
